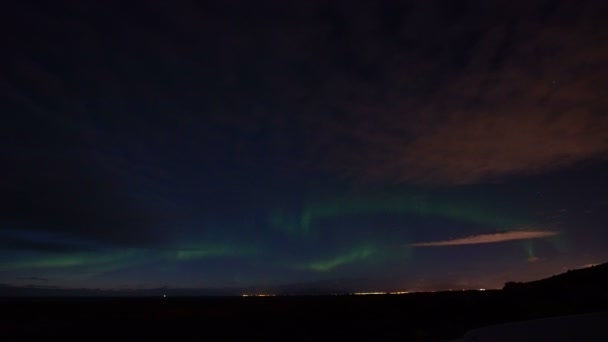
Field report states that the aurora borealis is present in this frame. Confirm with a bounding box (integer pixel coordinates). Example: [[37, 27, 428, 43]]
[[2, 0, 608, 293]]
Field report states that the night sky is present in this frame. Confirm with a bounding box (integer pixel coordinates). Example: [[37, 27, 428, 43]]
[[2, 0, 608, 292]]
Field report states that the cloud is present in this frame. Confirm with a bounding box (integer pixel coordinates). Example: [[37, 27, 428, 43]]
[[409, 230, 559, 247], [24, 284, 60, 289], [0, 229, 107, 253], [397, 113, 608, 185], [528, 256, 540, 263], [4, 1, 607, 205], [17, 277, 49, 282], [304, 0, 608, 185]]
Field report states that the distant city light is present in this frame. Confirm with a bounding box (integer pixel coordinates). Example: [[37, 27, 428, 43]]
[[353, 292, 387, 295], [237, 289, 498, 297]]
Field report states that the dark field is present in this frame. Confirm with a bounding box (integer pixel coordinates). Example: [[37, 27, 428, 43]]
[[2, 289, 608, 341]]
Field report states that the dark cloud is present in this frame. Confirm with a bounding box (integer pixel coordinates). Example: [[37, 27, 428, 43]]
[[4, 0, 606, 193], [17, 277, 49, 282], [23, 284, 60, 289], [310, 0, 608, 184], [0, 229, 105, 253]]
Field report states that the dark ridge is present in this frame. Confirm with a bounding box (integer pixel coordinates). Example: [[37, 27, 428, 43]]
[[504, 262, 608, 292]]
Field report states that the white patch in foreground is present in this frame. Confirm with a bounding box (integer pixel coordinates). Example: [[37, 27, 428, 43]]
[[452, 312, 608, 342]]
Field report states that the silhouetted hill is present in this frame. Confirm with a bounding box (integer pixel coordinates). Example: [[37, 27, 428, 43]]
[[503, 263, 608, 293]]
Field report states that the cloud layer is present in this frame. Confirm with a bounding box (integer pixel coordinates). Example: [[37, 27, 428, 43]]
[[316, 0, 608, 184], [410, 230, 559, 247]]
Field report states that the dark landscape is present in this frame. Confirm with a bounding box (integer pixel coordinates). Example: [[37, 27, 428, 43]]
[[2, 263, 607, 341]]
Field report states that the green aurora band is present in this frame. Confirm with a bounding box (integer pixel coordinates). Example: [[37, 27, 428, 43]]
[[304, 245, 377, 272], [271, 194, 526, 237], [0, 249, 144, 273], [0, 238, 262, 276], [0, 193, 549, 281], [300, 242, 413, 272], [173, 243, 259, 261]]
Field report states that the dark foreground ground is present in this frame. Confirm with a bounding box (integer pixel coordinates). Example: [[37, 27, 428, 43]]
[[2, 289, 608, 341]]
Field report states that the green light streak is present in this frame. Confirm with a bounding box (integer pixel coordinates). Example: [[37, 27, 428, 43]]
[[549, 233, 569, 252], [304, 246, 376, 272], [0, 249, 141, 272], [174, 244, 257, 260], [269, 211, 301, 236], [272, 194, 524, 237], [523, 239, 535, 261]]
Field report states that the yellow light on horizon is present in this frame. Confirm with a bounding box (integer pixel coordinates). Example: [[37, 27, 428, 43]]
[[353, 292, 387, 295]]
